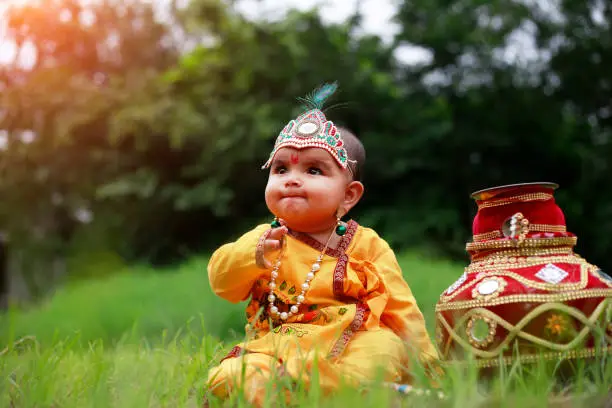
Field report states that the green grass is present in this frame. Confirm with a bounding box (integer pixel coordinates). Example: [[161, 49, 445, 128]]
[[1, 252, 611, 407], [0, 252, 458, 347], [0, 257, 245, 348]]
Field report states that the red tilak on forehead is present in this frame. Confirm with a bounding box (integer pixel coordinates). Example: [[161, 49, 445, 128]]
[[290, 153, 299, 164]]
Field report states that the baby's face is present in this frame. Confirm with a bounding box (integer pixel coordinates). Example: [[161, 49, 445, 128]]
[[265, 147, 351, 233]]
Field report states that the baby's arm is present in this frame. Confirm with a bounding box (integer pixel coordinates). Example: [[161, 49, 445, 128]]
[[373, 243, 439, 361], [207, 224, 273, 303]]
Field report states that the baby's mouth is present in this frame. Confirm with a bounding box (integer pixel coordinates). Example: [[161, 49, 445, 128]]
[[281, 191, 306, 199], [280, 194, 308, 206]]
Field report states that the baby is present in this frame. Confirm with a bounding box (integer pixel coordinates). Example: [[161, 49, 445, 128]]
[[206, 83, 438, 405]]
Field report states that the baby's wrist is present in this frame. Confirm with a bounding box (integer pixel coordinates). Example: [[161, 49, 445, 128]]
[[255, 229, 272, 269]]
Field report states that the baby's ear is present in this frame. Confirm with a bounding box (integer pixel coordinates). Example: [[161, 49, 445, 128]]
[[343, 180, 365, 214]]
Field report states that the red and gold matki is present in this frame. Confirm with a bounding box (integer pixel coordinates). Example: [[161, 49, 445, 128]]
[[435, 182, 612, 367]]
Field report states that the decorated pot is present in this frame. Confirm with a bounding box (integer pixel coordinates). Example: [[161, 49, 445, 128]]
[[435, 182, 612, 367]]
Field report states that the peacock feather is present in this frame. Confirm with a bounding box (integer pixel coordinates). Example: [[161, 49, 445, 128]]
[[297, 82, 339, 111]]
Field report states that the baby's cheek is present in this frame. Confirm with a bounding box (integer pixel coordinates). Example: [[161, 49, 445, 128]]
[[265, 181, 281, 196], [312, 194, 338, 210], [264, 189, 278, 209]]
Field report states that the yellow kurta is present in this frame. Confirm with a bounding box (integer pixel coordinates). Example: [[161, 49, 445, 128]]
[[206, 221, 438, 403]]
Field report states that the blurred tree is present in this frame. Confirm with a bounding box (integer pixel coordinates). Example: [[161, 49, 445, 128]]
[[2, 0, 612, 304], [392, 0, 612, 267], [0, 0, 182, 298], [0, 235, 7, 310], [530, 0, 612, 268], [103, 1, 421, 262]]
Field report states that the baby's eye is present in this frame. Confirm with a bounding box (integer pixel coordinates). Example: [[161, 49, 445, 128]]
[[273, 165, 287, 174], [307, 167, 323, 175]]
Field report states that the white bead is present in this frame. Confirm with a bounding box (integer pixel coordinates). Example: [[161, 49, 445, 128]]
[[290, 305, 299, 314], [270, 306, 278, 314], [302, 283, 309, 290], [306, 272, 315, 280], [311, 264, 320, 272], [297, 295, 305, 303], [280, 312, 288, 320], [268, 294, 276, 302], [271, 271, 278, 279], [269, 282, 276, 289]]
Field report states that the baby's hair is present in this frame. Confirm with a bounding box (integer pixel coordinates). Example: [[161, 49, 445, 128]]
[[337, 126, 365, 182]]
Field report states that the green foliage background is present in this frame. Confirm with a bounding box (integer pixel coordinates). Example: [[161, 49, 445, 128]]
[[1, 0, 612, 298]]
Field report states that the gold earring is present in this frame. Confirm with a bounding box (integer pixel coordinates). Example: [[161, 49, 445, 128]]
[[335, 215, 346, 236]]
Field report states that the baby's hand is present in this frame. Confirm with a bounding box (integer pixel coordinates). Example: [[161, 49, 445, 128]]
[[255, 225, 288, 269]]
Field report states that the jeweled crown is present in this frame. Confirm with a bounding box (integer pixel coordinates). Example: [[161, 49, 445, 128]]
[[262, 82, 349, 170]]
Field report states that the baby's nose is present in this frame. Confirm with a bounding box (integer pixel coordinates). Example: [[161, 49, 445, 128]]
[[285, 174, 303, 187]]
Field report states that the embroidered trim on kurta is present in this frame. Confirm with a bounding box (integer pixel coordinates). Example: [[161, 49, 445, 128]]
[[224, 222, 364, 363], [220, 345, 245, 363], [337, 220, 358, 252], [255, 229, 273, 268], [289, 221, 357, 298], [289, 220, 363, 341], [288, 220, 358, 258], [327, 303, 368, 360], [219, 345, 289, 369], [333, 254, 349, 297]]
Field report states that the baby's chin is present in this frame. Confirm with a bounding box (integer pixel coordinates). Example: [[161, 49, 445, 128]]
[[275, 215, 309, 230], [269, 203, 335, 230], [277, 215, 334, 233], [274, 199, 312, 216]]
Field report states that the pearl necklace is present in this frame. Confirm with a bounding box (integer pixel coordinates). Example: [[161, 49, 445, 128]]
[[267, 226, 337, 321]]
